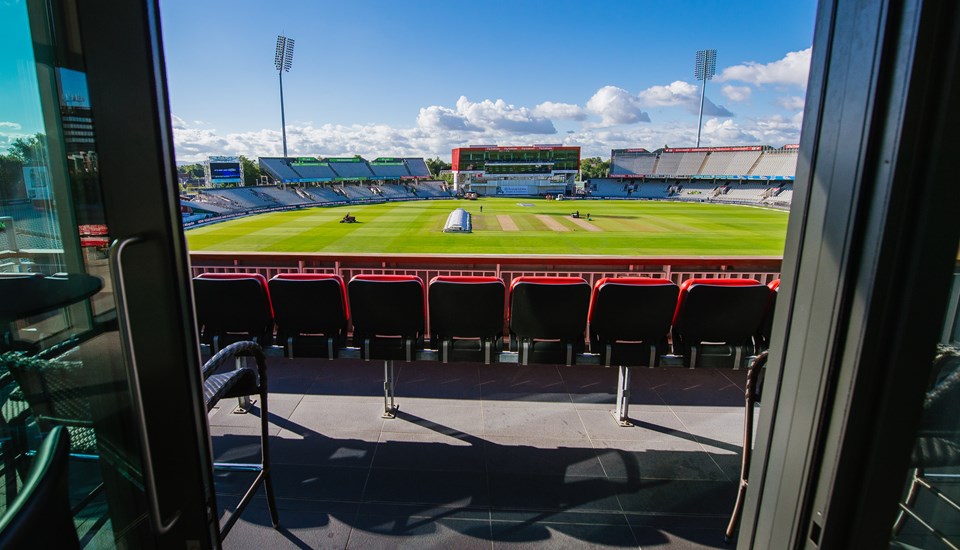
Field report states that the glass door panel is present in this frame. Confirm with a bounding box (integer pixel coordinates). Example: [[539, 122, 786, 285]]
[[0, 0, 216, 546]]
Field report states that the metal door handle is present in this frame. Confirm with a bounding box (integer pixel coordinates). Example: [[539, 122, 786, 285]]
[[109, 236, 181, 534]]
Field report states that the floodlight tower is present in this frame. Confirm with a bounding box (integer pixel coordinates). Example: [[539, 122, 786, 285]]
[[274, 35, 295, 158], [694, 49, 717, 148]]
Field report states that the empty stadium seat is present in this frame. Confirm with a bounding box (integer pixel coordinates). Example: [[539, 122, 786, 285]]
[[671, 278, 772, 369], [268, 273, 348, 358], [428, 276, 505, 364], [589, 277, 680, 426], [348, 275, 424, 362], [509, 277, 591, 366], [193, 273, 273, 352], [589, 277, 679, 368], [757, 279, 781, 352]]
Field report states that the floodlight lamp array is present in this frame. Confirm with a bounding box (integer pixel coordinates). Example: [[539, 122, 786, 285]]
[[695, 49, 717, 81], [274, 35, 295, 72]]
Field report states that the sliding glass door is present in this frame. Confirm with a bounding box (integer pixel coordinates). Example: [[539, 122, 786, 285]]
[[1, 0, 216, 546]]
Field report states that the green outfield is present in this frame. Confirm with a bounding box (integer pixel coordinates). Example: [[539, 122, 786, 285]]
[[184, 198, 789, 256]]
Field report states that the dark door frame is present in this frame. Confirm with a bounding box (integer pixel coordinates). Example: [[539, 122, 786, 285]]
[[740, 0, 960, 547]]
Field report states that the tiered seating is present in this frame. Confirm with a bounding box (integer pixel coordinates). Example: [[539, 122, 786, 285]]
[[215, 188, 273, 209], [653, 152, 683, 176], [292, 162, 336, 180], [765, 187, 793, 205], [714, 183, 770, 203], [675, 152, 707, 176], [257, 186, 312, 205], [404, 158, 431, 177], [671, 278, 772, 369], [429, 276, 505, 364], [305, 185, 345, 202], [377, 184, 416, 199], [369, 161, 410, 179], [268, 274, 348, 358], [328, 159, 376, 179], [258, 158, 302, 182], [750, 152, 798, 177], [634, 182, 673, 199], [674, 182, 716, 200], [414, 181, 453, 197], [338, 185, 378, 200], [508, 277, 591, 366], [610, 152, 658, 176], [590, 180, 632, 197], [700, 150, 762, 177], [193, 273, 274, 351]]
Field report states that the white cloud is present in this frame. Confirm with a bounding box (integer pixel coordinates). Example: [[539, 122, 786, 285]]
[[172, 112, 802, 164], [777, 96, 805, 110], [416, 96, 555, 134], [416, 105, 480, 132], [586, 86, 651, 126], [639, 81, 699, 107], [0, 122, 22, 130], [722, 85, 752, 102], [532, 101, 587, 121], [718, 48, 812, 88], [170, 114, 188, 129], [637, 81, 734, 117]]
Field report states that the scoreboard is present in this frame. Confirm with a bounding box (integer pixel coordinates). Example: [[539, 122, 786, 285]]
[[205, 156, 243, 186]]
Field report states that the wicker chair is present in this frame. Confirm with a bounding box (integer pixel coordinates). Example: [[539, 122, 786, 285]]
[[892, 345, 960, 547], [201, 340, 279, 538]]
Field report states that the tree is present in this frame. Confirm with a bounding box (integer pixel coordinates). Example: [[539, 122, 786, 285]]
[[0, 154, 26, 201], [8, 134, 47, 165], [579, 157, 609, 180], [426, 157, 451, 177], [239, 155, 261, 186]]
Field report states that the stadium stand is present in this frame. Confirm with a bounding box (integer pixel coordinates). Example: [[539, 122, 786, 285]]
[[377, 183, 416, 199], [675, 151, 708, 176], [404, 158, 431, 178], [369, 159, 411, 179], [713, 183, 773, 203], [256, 186, 311, 205], [653, 151, 683, 176], [700, 150, 762, 177], [328, 158, 376, 179], [673, 182, 717, 200], [750, 150, 798, 178], [292, 162, 337, 181], [258, 158, 303, 182], [610, 150, 658, 176], [337, 185, 379, 201]]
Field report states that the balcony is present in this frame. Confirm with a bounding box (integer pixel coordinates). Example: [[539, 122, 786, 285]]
[[210, 356, 750, 548]]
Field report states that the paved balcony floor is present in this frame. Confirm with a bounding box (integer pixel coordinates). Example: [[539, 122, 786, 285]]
[[210, 358, 754, 549]]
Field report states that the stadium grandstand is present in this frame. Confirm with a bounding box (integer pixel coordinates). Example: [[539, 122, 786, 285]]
[[258, 156, 431, 183], [607, 145, 797, 181], [584, 144, 799, 208], [179, 144, 796, 228], [451, 145, 579, 196]]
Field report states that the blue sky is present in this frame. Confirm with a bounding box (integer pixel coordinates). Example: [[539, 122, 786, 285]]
[[2, 0, 817, 162]]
